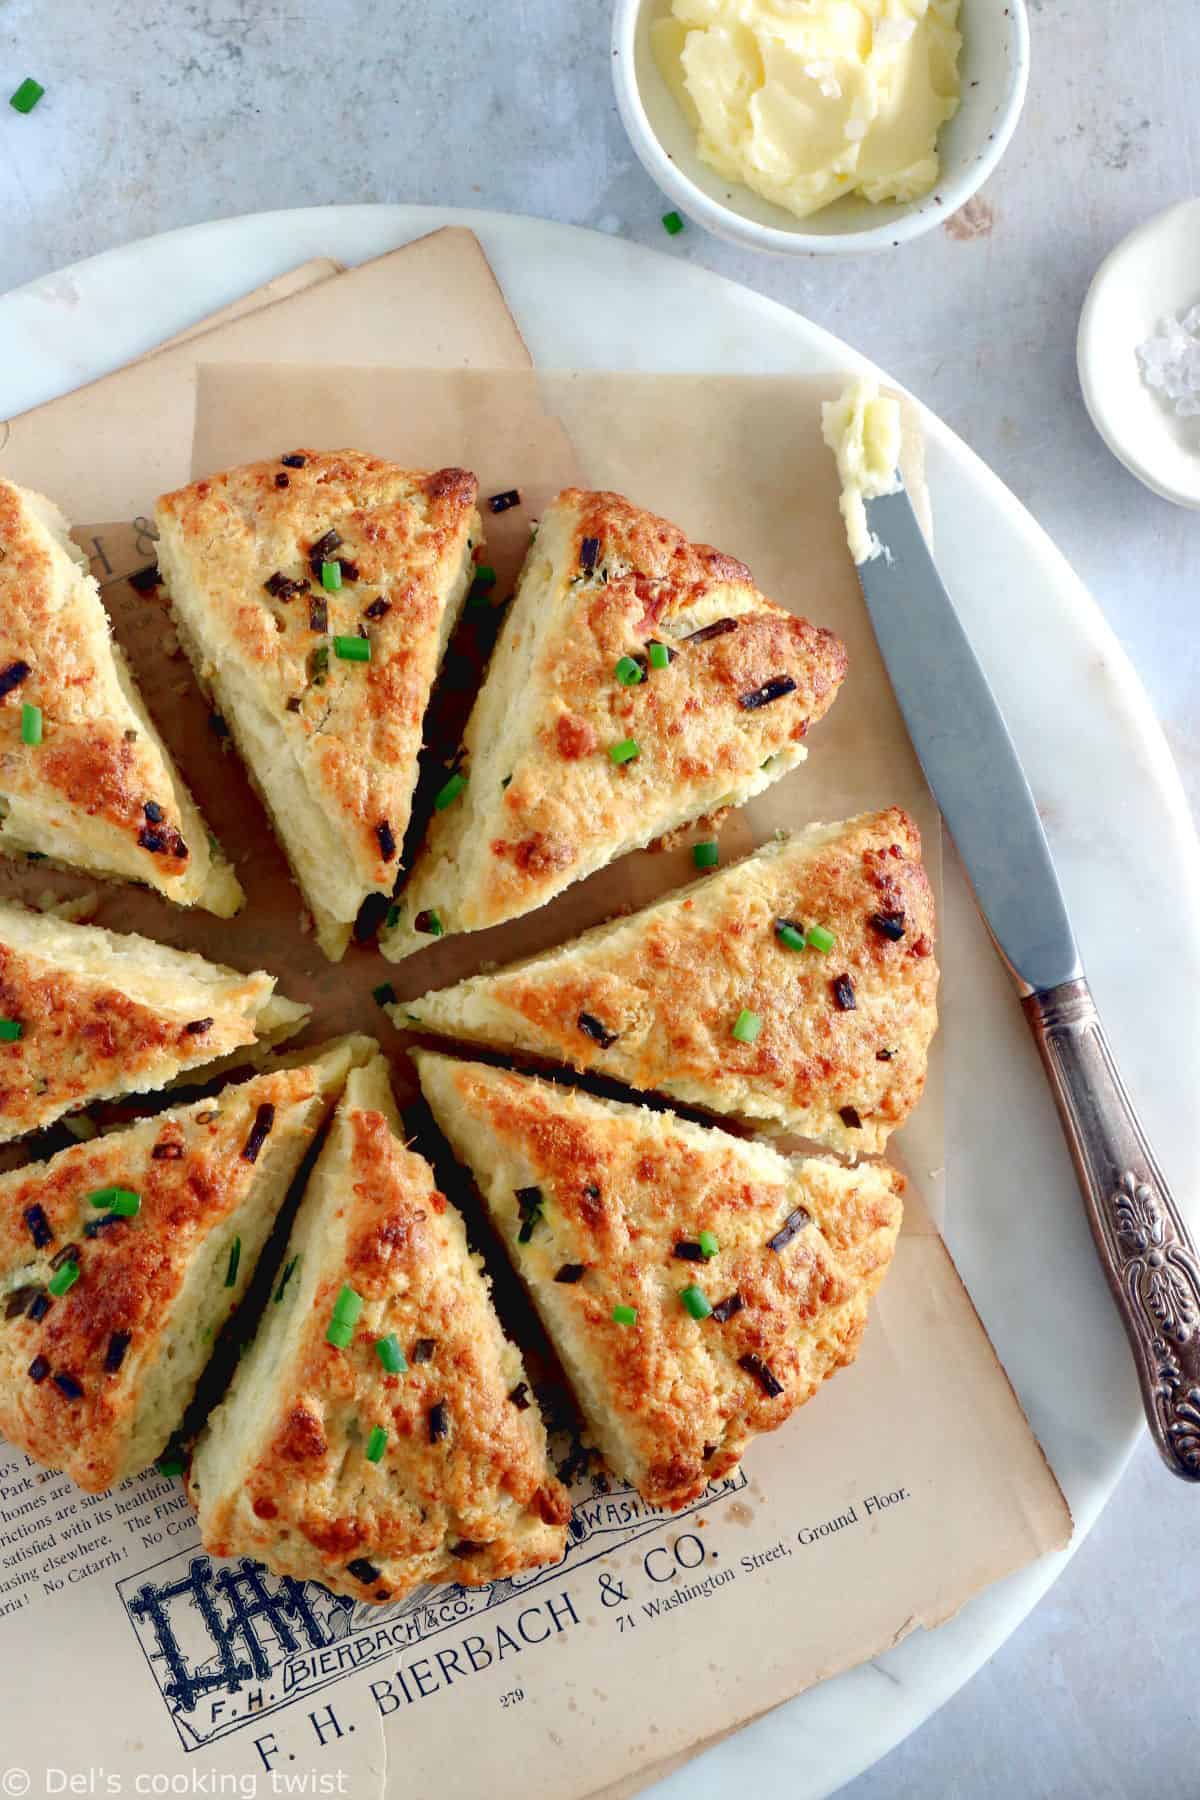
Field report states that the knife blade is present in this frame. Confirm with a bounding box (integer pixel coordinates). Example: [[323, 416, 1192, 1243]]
[[858, 486, 1080, 995], [857, 481, 1200, 1483]]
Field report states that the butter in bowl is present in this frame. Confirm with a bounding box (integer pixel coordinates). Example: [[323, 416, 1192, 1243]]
[[612, 0, 1030, 254]]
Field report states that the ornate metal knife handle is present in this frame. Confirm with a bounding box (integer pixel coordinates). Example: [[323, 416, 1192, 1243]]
[[1024, 978, 1200, 1481]]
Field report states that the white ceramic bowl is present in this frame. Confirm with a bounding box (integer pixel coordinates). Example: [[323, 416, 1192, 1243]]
[[611, 0, 1030, 255], [1077, 197, 1200, 509]]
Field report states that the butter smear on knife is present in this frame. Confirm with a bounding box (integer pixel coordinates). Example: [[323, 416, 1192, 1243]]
[[653, 0, 962, 222], [822, 378, 903, 563]]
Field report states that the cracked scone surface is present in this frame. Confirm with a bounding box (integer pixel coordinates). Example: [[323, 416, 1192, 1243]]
[[188, 1054, 570, 1604], [155, 452, 480, 959], [416, 1052, 903, 1511], [383, 487, 846, 960], [402, 808, 937, 1156], [0, 898, 308, 1144], [0, 1036, 372, 1492], [0, 478, 241, 915]]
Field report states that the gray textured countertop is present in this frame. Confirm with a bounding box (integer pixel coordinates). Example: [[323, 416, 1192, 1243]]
[[1, 2, 1197, 1794]]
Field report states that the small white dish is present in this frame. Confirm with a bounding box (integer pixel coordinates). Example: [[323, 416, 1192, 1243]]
[[611, 0, 1030, 255], [1078, 197, 1200, 509]]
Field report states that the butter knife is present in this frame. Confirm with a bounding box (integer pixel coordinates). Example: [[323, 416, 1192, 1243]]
[[859, 485, 1200, 1481]]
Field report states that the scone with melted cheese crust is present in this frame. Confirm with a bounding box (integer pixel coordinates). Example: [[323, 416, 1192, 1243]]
[[382, 488, 847, 961], [416, 1052, 903, 1511], [0, 479, 242, 914], [188, 1054, 570, 1604], [0, 1035, 373, 1493], [155, 452, 481, 960], [401, 809, 936, 1156], [0, 898, 309, 1144]]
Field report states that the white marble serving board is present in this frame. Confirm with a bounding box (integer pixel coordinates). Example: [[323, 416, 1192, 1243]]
[[2, 206, 1198, 1799]]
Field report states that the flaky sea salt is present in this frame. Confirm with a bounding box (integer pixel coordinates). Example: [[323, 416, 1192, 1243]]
[[1136, 303, 1200, 418]]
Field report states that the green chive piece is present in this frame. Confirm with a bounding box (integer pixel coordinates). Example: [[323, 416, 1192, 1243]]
[[385, 903, 401, 930], [775, 920, 807, 952], [224, 1237, 242, 1288], [662, 211, 684, 237], [48, 1261, 80, 1297], [333, 633, 370, 662], [681, 1284, 712, 1320], [321, 559, 343, 592], [614, 655, 644, 687], [692, 840, 719, 870], [326, 1318, 354, 1349], [88, 1187, 140, 1218], [310, 645, 330, 679], [647, 641, 670, 669], [417, 907, 444, 937], [732, 1008, 761, 1044], [434, 771, 467, 810], [373, 982, 396, 1007], [608, 738, 640, 765], [806, 924, 836, 954], [20, 703, 43, 746], [332, 1284, 364, 1326], [611, 1304, 638, 1326], [698, 1229, 720, 1259], [365, 1425, 388, 1463], [156, 1454, 185, 1478], [376, 1333, 407, 1374], [0, 1019, 22, 1042], [274, 1256, 299, 1304], [10, 78, 44, 114], [473, 565, 497, 588]]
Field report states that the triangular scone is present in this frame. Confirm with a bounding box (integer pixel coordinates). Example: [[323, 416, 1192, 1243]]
[[403, 809, 937, 1157], [415, 1053, 903, 1511], [155, 453, 482, 960], [0, 898, 310, 1145], [0, 1035, 373, 1492], [189, 1054, 570, 1604], [0, 479, 242, 914], [381, 488, 847, 961]]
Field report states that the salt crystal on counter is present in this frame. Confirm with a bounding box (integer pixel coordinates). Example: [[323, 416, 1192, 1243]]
[[1136, 303, 1200, 418]]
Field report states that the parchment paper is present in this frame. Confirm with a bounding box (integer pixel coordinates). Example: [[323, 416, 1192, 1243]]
[[0, 238, 1070, 1800]]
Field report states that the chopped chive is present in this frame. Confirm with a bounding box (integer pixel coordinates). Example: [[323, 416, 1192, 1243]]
[[385, 903, 401, 930], [611, 1304, 637, 1326], [224, 1237, 241, 1288], [325, 1318, 354, 1350], [48, 1261, 79, 1296], [88, 1187, 140, 1217], [321, 560, 343, 592], [434, 771, 467, 810], [614, 655, 644, 687], [274, 1256, 299, 1303], [0, 1019, 22, 1042], [806, 924, 836, 954], [608, 737, 640, 765], [20, 703, 42, 746], [9, 78, 44, 114], [692, 840, 719, 869], [698, 1229, 720, 1259], [332, 1284, 364, 1326], [662, 210, 684, 236], [376, 1333, 407, 1374], [732, 1008, 761, 1044], [156, 1454, 185, 1478], [333, 634, 370, 662], [365, 1425, 388, 1463], [310, 645, 329, 680], [774, 919, 807, 952], [739, 675, 797, 711], [680, 1284, 712, 1320], [473, 565, 497, 588], [414, 907, 444, 937], [647, 640, 670, 669], [372, 982, 396, 1007]]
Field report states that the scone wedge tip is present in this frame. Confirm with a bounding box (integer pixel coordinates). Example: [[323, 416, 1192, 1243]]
[[189, 1052, 570, 1603], [154, 452, 482, 960]]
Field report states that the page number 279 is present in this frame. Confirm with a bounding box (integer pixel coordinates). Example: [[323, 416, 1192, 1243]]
[[500, 1687, 526, 1709]]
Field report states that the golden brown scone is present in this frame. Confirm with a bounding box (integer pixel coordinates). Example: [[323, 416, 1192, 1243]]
[[0, 898, 309, 1145], [382, 488, 847, 961], [154, 452, 481, 960], [402, 809, 937, 1157], [0, 1035, 373, 1493], [415, 1052, 903, 1511], [188, 1055, 570, 1604], [0, 479, 242, 914]]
